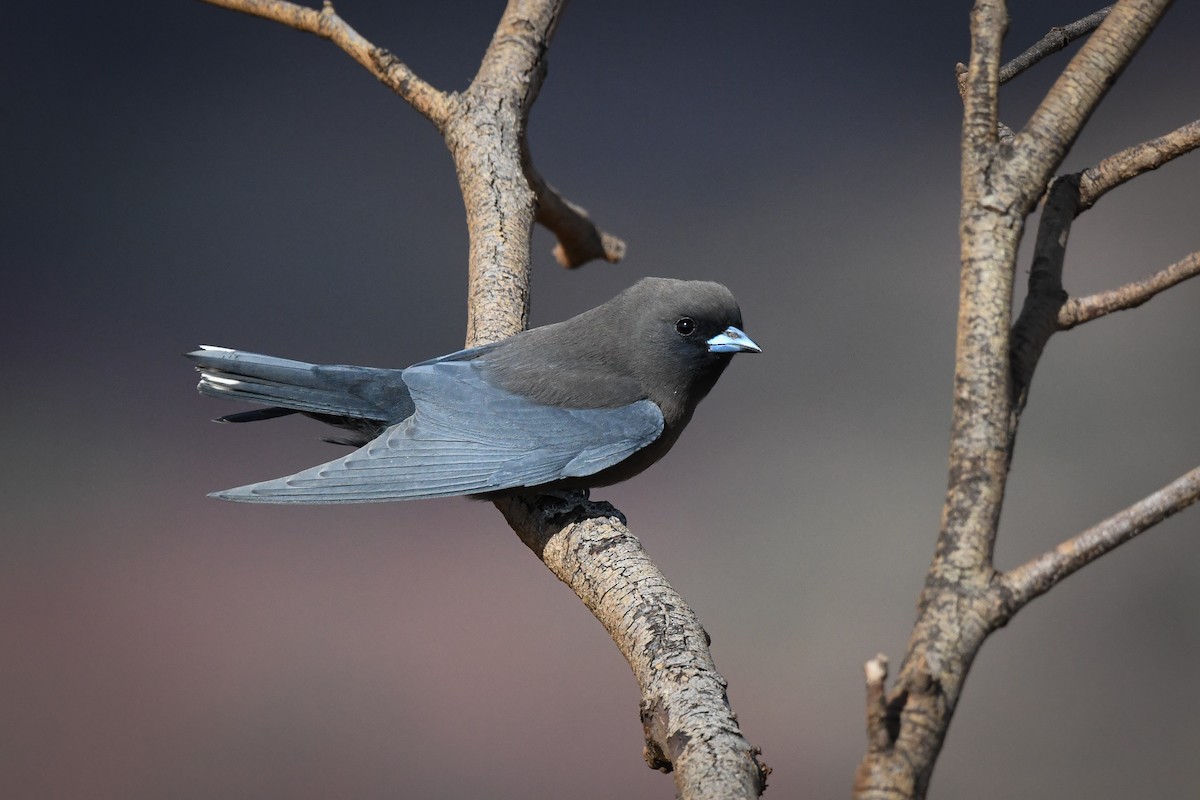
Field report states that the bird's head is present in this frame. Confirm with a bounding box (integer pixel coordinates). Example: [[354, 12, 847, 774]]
[[619, 278, 760, 416]]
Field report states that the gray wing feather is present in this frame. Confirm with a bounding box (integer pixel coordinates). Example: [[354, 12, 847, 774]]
[[212, 359, 663, 503]]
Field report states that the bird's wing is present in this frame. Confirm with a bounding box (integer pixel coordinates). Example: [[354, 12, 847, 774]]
[[211, 358, 664, 503]]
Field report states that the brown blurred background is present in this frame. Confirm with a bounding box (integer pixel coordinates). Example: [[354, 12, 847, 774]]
[[2, 2, 1198, 797]]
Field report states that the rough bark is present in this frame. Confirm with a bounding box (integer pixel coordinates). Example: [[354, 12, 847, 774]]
[[854, 3, 1185, 798]]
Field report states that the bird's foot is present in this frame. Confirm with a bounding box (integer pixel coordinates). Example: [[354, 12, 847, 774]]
[[537, 487, 591, 516], [534, 488, 628, 527]]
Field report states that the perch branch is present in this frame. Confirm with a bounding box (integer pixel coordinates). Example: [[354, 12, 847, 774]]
[[203, 1, 757, 795], [1058, 250, 1200, 329], [497, 496, 768, 798], [999, 467, 1200, 613], [201, 0, 450, 125], [1079, 119, 1200, 211], [452, 5, 765, 793]]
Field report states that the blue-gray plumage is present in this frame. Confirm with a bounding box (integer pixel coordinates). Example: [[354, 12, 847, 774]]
[[187, 277, 760, 503]]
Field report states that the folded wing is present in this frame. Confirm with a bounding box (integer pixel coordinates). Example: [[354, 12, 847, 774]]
[[212, 357, 664, 503]]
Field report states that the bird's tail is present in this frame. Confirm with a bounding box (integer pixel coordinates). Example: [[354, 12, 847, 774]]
[[186, 345, 411, 423]]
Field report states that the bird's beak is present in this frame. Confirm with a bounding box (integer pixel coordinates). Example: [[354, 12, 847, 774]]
[[706, 326, 762, 354]]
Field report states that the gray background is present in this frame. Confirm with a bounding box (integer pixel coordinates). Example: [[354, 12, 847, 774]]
[[3, 1, 1198, 797]]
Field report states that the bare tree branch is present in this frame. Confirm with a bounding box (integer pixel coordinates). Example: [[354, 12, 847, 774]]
[[953, 6, 1113, 145], [1009, 175, 1078, 411], [205, 0, 621, 271], [999, 6, 1113, 84], [442, 4, 766, 793], [1058, 250, 1200, 328], [521, 143, 627, 268], [855, 4, 1186, 798], [854, 8, 1023, 800], [498, 496, 769, 798], [201, 0, 450, 125], [1079, 118, 1200, 211], [953, 62, 1015, 143], [999, 467, 1200, 613], [1011, 0, 1172, 211]]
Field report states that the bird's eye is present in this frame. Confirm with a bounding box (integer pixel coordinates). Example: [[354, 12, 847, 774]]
[[675, 317, 696, 336]]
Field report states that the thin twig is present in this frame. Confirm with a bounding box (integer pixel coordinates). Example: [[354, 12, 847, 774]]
[[999, 467, 1200, 614], [1058, 250, 1200, 329], [522, 152, 626, 268], [999, 6, 1113, 84], [863, 656, 892, 755], [955, 6, 1112, 142], [201, 0, 450, 125], [1079, 119, 1200, 211]]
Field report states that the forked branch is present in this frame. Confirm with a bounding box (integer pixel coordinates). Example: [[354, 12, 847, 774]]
[[202, 2, 762, 796], [855, 4, 1190, 798], [202, 0, 620, 273]]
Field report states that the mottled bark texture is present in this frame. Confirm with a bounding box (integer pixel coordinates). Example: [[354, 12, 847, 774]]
[[201, 1, 762, 797], [499, 496, 768, 798], [854, 3, 1198, 799]]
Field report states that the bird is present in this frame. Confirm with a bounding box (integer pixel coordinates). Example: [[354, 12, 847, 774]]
[[187, 277, 760, 503]]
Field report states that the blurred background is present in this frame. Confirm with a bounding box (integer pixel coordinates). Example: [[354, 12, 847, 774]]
[[3, 1, 1198, 797]]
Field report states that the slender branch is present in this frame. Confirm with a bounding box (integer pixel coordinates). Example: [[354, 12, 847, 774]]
[[1011, 0, 1173, 208], [999, 467, 1200, 613], [1058, 250, 1200, 329], [522, 149, 627, 268], [1009, 174, 1078, 411], [201, 0, 450, 125], [954, 6, 1113, 144], [999, 6, 1113, 84], [1079, 118, 1200, 211]]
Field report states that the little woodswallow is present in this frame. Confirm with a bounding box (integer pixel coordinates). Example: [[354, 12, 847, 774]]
[[188, 277, 761, 503]]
